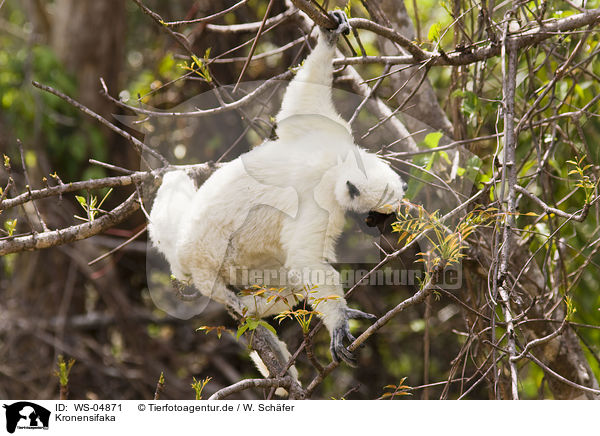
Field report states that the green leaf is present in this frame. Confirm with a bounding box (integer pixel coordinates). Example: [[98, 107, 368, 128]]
[[258, 320, 277, 335], [4, 219, 17, 236], [158, 53, 176, 78], [460, 91, 479, 117], [450, 89, 465, 99], [519, 159, 537, 177], [428, 23, 442, 42], [236, 323, 249, 340], [439, 150, 451, 164], [422, 132, 443, 149], [191, 54, 202, 68], [343, 0, 353, 18], [25, 150, 37, 169], [75, 195, 87, 208]]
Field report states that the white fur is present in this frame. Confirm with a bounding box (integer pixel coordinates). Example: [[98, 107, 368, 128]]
[[250, 342, 298, 397], [149, 29, 406, 388]]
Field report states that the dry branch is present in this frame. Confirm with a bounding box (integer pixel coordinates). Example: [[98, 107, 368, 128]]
[[0, 193, 139, 256], [162, 0, 249, 27], [332, 8, 600, 66], [208, 376, 295, 400]]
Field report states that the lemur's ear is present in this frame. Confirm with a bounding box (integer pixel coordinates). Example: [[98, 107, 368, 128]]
[[346, 181, 360, 199]]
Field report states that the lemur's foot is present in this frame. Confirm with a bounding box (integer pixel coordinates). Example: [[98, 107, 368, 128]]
[[329, 10, 350, 35], [330, 307, 376, 366], [321, 10, 350, 45]]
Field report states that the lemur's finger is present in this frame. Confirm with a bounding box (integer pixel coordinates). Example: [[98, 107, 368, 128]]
[[341, 322, 357, 343], [338, 346, 357, 367], [330, 335, 343, 362], [331, 330, 357, 366], [346, 308, 377, 320]]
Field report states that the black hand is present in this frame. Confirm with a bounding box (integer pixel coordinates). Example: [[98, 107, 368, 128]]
[[330, 307, 377, 366], [346, 307, 377, 320], [331, 320, 357, 366]]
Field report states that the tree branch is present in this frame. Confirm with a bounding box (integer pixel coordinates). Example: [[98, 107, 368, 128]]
[[208, 376, 294, 400], [495, 14, 520, 400], [289, 0, 336, 29], [305, 270, 440, 396], [162, 0, 249, 27], [0, 193, 139, 256], [348, 17, 430, 61], [515, 185, 591, 222], [331, 8, 600, 67]]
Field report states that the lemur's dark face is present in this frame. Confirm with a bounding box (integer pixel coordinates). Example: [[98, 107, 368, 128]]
[[365, 210, 392, 228]]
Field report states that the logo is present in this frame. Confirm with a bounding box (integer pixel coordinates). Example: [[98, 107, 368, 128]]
[[3, 402, 50, 433]]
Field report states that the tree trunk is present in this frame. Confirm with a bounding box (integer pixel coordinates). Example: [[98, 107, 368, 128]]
[[51, 0, 126, 121]]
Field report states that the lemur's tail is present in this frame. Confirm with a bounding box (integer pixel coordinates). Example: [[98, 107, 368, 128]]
[[148, 171, 196, 279], [249, 329, 300, 397]]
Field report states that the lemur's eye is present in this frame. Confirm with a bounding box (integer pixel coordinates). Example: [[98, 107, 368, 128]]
[[402, 181, 408, 192], [346, 181, 360, 199]]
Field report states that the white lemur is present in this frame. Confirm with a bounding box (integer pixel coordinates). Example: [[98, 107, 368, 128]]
[[149, 11, 407, 382]]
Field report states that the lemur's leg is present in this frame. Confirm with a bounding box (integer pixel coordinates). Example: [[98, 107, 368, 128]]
[[190, 268, 246, 315], [275, 11, 350, 125]]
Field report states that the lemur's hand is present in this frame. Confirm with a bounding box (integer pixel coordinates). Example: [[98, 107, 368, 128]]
[[330, 307, 376, 366], [321, 10, 350, 45]]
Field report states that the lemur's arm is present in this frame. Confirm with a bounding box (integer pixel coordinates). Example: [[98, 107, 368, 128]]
[[283, 202, 376, 366], [275, 11, 350, 130]]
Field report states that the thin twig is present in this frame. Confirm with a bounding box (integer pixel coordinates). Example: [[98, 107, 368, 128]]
[[515, 185, 590, 222], [205, 9, 297, 33], [162, 0, 248, 27], [102, 71, 293, 118], [17, 139, 49, 232], [233, 0, 275, 92], [88, 226, 147, 266], [526, 352, 600, 396], [32, 80, 168, 166]]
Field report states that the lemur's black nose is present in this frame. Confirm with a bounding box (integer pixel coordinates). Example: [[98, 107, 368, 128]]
[[402, 181, 408, 192]]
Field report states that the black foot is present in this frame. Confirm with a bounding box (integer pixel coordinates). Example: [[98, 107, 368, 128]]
[[321, 10, 350, 45], [329, 10, 350, 35]]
